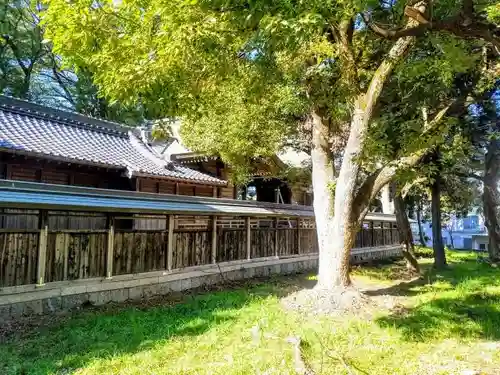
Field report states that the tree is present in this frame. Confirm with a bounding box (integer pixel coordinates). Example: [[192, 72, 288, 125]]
[[43, 0, 500, 292], [430, 149, 447, 267], [392, 182, 420, 273], [458, 87, 500, 261]]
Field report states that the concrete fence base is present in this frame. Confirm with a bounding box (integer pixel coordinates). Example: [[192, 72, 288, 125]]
[[0, 246, 401, 320]]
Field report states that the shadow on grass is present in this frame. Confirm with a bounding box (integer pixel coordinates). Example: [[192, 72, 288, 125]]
[[377, 292, 500, 341], [0, 279, 295, 375], [374, 257, 500, 341], [352, 259, 419, 282]]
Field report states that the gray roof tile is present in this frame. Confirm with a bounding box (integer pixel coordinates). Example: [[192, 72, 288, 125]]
[[0, 96, 226, 186]]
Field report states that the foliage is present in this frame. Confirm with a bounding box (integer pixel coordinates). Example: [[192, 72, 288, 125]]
[[36, 0, 358, 171], [41, 0, 500, 177], [413, 245, 435, 259], [0, 0, 54, 99], [40, 0, 498, 185], [0, 0, 144, 123], [2, 253, 500, 374]]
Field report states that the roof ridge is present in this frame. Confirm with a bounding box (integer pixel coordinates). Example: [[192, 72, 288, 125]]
[[0, 95, 130, 138]]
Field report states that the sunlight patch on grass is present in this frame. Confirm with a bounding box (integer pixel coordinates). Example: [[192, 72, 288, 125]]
[[2, 252, 500, 375]]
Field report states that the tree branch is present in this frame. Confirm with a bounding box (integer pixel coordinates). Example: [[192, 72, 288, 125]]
[[332, 18, 359, 91], [352, 91, 468, 222], [362, 9, 500, 55], [1, 34, 30, 75], [353, 151, 428, 223]]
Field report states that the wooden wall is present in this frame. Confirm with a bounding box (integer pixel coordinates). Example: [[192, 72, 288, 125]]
[[0, 232, 39, 286], [45, 232, 107, 282], [0, 209, 400, 288], [0, 153, 132, 190], [1, 153, 223, 200]]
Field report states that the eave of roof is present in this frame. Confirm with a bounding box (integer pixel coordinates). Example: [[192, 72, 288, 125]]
[[0, 180, 401, 222], [0, 180, 312, 217]]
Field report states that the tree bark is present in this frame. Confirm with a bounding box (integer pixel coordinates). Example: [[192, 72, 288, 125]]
[[483, 139, 500, 262], [448, 228, 455, 249], [393, 185, 420, 273], [431, 173, 447, 268], [311, 112, 349, 289], [416, 202, 427, 246]]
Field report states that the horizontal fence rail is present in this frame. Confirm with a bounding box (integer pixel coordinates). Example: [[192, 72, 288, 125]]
[[0, 181, 401, 289]]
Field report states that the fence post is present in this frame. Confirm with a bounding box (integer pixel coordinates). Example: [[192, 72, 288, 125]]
[[274, 217, 279, 258], [36, 210, 48, 286], [245, 217, 251, 260], [389, 222, 393, 245], [106, 214, 115, 279], [296, 218, 301, 254], [382, 222, 386, 246], [167, 214, 174, 271], [211, 216, 217, 264], [370, 221, 374, 247]]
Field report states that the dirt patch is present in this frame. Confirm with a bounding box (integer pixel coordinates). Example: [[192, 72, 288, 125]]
[[281, 285, 375, 316], [281, 275, 419, 317]]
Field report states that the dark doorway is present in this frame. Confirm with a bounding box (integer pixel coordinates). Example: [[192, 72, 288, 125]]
[[251, 178, 292, 204]]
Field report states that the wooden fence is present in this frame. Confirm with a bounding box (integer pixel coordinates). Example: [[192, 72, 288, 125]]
[[0, 209, 399, 288]]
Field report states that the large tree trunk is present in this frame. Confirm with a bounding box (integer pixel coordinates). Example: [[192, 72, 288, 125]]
[[392, 186, 420, 273], [416, 202, 427, 246], [314, 11, 420, 290], [311, 112, 348, 289], [431, 174, 447, 268], [483, 139, 500, 262]]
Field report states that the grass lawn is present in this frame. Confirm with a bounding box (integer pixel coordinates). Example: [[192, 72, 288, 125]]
[[2, 251, 500, 375]]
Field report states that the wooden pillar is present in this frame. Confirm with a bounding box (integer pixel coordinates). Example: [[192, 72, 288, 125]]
[[5, 164, 12, 179], [175, 182, 179, 195], [211, 216, 217, 264], [68, 172, 75, 185], [106, 215, 115, 279], [35, 168, 43, 182], [381, 222, 386, 246], [380, 221, 387, 245], [370, 221, 374, 247], [167, 214, 174, 271], [296, 218, 301, 254], [36, 210, 48, 286], [245, 217, 251, 260], [274, 217, 279, 258], [212, 186, 217, 198], [389, 223, 393, 244]]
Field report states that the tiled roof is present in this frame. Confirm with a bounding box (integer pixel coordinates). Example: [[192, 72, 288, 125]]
[[0, 96, 226, 186]]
